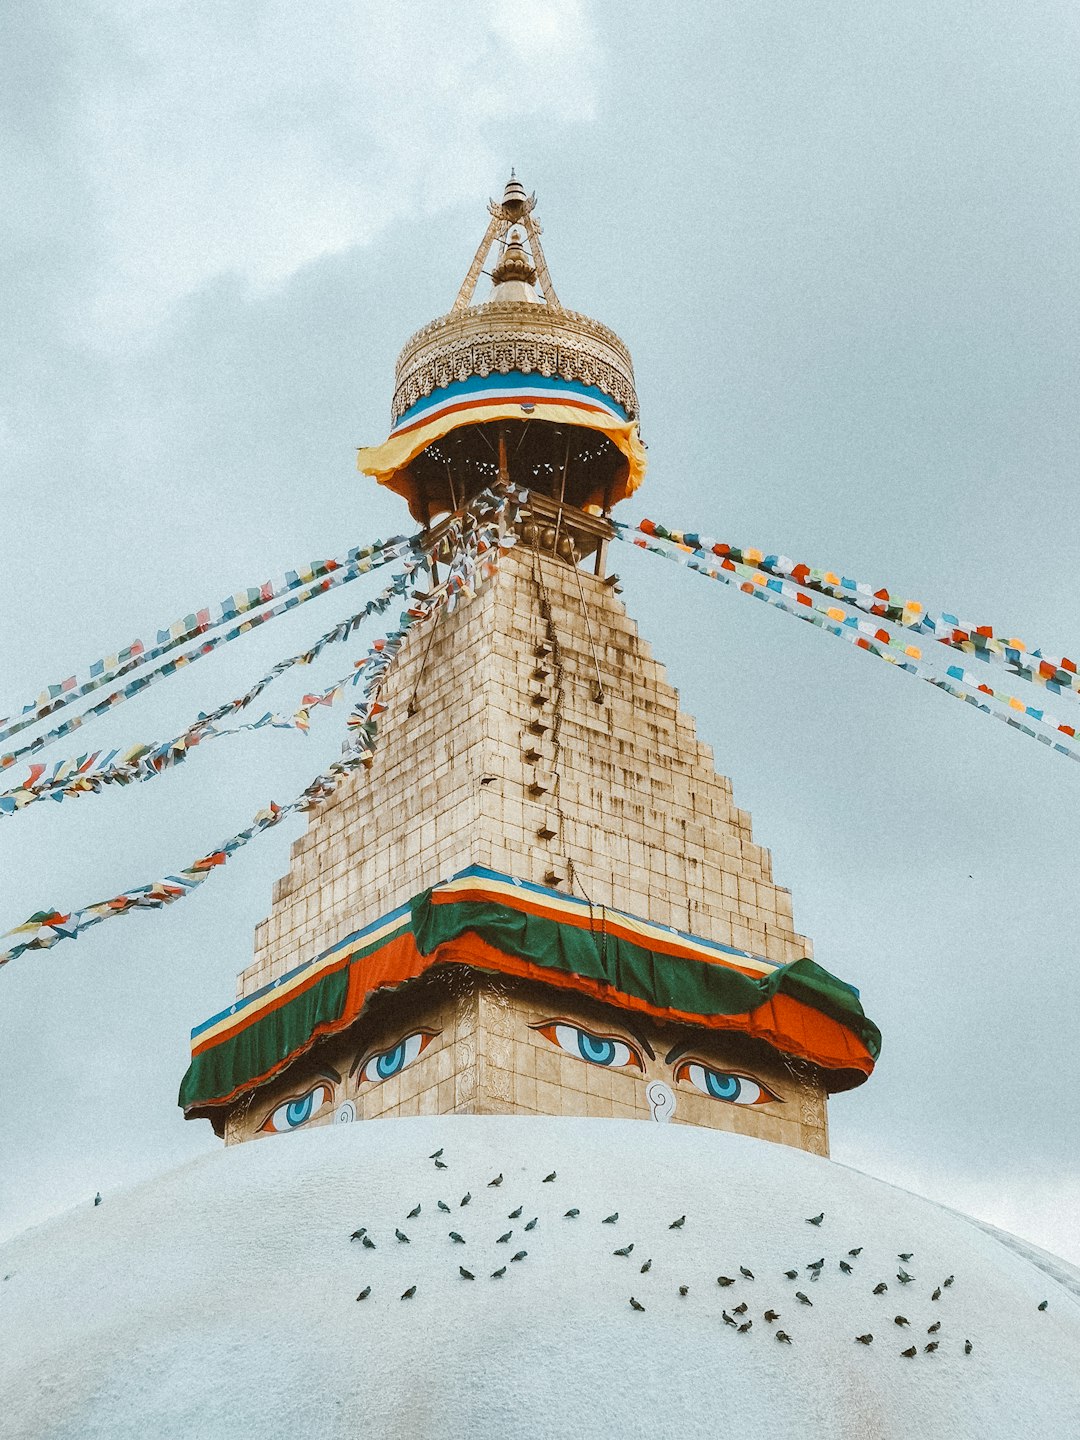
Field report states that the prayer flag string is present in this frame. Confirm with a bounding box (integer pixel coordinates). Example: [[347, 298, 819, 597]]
[[614, 524, 1080, 765], [0, 531, 418, 753], [0, 537, 421, 773], [631, 520, 1080, 702], [0, 556, 427, 816], [0, 490, 514, 969]]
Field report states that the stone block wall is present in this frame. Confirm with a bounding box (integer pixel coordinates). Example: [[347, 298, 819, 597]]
[[224, 544, 828, 1154]]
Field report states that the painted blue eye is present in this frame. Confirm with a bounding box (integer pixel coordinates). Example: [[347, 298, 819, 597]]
[[359, 1031, 436, 1084], [286, 1094, 315, 1125], [675, 1062, 777, 1107], [261, 1083, 333, 1133], [578, 1031, 617, 1065], [535, 1021, 643, 1071], [376, 1042, 408, 1079]]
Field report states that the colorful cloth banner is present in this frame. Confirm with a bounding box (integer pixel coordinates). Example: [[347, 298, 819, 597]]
[[633, 520, 1080, 701], [1, 537, 420, 773], [179, 865, 880, 1116], [0, 558, 427, 816], [615, 523, 1080, 765], [358, 370, 647, 520], [0, 532, 418, 756]]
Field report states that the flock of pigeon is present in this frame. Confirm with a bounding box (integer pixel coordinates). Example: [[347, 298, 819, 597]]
[[344, 1146, 1051, 1358]]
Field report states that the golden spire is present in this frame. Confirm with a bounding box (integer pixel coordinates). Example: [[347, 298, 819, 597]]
[[452, 171, 562, 311]]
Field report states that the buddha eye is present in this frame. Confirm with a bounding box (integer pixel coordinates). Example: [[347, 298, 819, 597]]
[[533, 1020, 644, 1071], [674, 1061, 778, 1106], [358, 1030, 437, 1084], [260, 1083, 333, 1133]]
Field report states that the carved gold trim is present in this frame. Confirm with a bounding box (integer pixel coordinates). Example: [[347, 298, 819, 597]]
[[391, 301, 638, 423]]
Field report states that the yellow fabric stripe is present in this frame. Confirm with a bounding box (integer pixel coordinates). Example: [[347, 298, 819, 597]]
[[356, 400, 647, 496]]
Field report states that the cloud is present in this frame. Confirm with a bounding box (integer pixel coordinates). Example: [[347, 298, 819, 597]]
[[46, 0, 601, 339]]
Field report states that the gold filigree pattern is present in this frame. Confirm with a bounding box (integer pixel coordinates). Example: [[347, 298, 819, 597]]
[[391, 301, 638, 423]]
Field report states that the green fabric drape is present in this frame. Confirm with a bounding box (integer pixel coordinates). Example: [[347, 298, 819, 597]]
[[412, 893, 881, 1059]]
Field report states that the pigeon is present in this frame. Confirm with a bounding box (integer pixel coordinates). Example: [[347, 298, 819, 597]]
[[927, 1322, 941, 1334], [509, 1207, 523, 1220], [460, 1193, 471, 1207], [839, 1261, 853, 1275], [784, 1270, 799, 1280], [898, 1253, 913, 1262], [629, 1296, 645, 1312], [395, 1229, 410, 1244], [640, 1259, 652, 1273], [565, 1209, 580, 1219], [964, 1339, 973, 1355], [932, 1287, 942, 1301], [449, 1232, 465, 1244], [511, 1250, 527, 1263], [807, 1258, 825, 1273], [722, 1310, 737, 1328], [775, 1331, 793, 1344], [924, 1341, 939, 1354], [732, 1303, 748, 1315], [543, 1172, 557, 1183], [407, 1205, 421, 1219], [491, 1267, 506, 1279], [795, 1292, 812, 1306], [488, 1175, 503, 1188], [429, 1149, 444, 1159], [603, 1213, 619, 1225], [434, 1159, 448, 1170], [350, 1229, 367, 1241], [525, 1217, 538, 1232], [497, 1232, 513, 1244], [740, 1267, 755, 1280], [1038, 1300, 1049, 1312], [401, 1286, 416, 1300], [361, 1236, 376, 1250], [717, 1276, 736, 1287], [737, 1321, 752, 1333], [901, 1346, 917, 1358], [764, 1310, 780, 1323], [943, 1275, 955, 1288], [459, 1267, 475, 1281], [614, 1244, 635, 1257], [894, 1316, 909, 1327], [897, 1269, 915, 1285], [669, 1216, 686, 1230], [855, 1334, 873, 1345], [356, 1287, 371, 1301], [806, 1213, 824, 1226], [94, 1193, 102, 1207], [848, 1248, 863, 1257], [679, 1286, 689, 1297], [437, 1201, 451, 1213], [873, 1283, 888, 1295]]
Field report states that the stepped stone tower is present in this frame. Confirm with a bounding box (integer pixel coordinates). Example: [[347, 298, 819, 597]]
[[180, 176, 878, 1152]]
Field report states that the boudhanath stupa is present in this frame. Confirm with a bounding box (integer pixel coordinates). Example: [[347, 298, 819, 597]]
[[2, 176, 1078, 1440]]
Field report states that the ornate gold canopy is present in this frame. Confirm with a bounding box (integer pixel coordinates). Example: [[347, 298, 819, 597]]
[[358, 174, 646, 522]]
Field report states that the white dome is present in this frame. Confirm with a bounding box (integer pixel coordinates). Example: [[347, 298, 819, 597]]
[[2, 1117, 1078, 1439]]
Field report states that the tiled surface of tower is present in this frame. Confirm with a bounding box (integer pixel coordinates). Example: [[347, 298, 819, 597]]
[[241, 548, 814, 995]]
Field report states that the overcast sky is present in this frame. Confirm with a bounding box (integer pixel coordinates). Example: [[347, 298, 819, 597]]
[[2, 0, 1079, 1262]]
